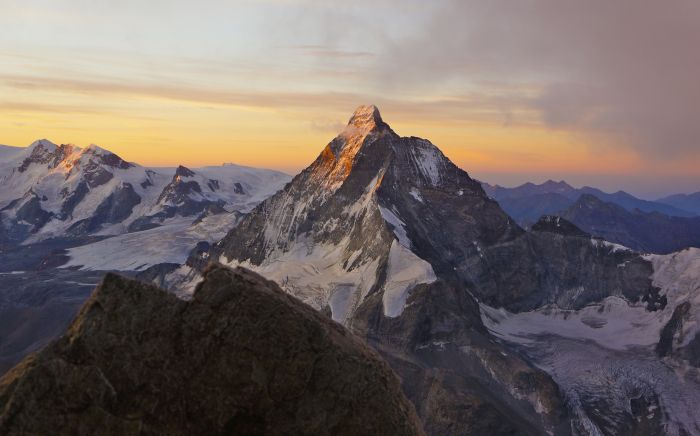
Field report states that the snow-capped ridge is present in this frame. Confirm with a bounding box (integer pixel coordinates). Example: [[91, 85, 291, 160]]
[[0, 140, 291, 243]]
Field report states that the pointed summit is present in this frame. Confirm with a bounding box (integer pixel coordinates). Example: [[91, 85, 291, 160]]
[[346, 104, 385, 132], [175, 165, 195, 178]]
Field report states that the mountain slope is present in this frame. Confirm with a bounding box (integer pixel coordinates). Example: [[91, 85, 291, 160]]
[[560, 194, 700, 253], [482, 247, 700, 436], [0, 144, 23, 160], [0, 265, 424, 435]]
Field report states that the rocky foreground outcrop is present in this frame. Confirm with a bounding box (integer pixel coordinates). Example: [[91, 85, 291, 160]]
[[0, 265, 423, 436]]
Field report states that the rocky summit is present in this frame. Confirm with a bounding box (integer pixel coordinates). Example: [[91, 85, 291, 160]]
[[0, 265, 423, 436]]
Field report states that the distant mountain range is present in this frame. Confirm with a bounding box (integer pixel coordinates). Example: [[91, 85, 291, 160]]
[[481, 179, 700, 253], [0, 139, 290, 247], [482, 179, 697, 224], [658, 192, 700, 215], [560, 194, 700, 254]]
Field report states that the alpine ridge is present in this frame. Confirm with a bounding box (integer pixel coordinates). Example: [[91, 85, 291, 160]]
[[0, 139, 289, 246]]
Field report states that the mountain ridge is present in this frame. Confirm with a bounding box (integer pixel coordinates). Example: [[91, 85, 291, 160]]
[[558, 194, 700, 253], [658, 191, 700, 215], [0, 139, 290, 245]]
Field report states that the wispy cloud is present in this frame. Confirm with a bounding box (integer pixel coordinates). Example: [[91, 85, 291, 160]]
[[287, 45, 376, 59], [0, 72, 538, 127]]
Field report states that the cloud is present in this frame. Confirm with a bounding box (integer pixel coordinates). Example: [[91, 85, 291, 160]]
[[0, 72, 536, 127], [375, 0, 700, 159], [309, 118, 346, 133], [1, 74, 361, 110], [287, 45, 376, 59]]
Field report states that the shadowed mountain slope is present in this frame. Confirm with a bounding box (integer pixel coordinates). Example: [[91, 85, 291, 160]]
[[0, 265, 423, 436]]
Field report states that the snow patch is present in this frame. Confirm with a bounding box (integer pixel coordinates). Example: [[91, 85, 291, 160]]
[[409, 141, 444, 187], [382, 240, 436, 318], [409, 188, 424, 203], [223, 235, 382, 325], [379, 206, 411, 248], [482, 248, 700, 352], [63, 213, 240, 271], [481, 297, 663, 351], [591, 237, 633, 253]]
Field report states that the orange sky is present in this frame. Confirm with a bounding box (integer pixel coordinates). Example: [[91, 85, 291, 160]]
[[1, 1, 698, 197]]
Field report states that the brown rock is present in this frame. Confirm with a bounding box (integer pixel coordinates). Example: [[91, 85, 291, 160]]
[[0, 265, 424, 436]]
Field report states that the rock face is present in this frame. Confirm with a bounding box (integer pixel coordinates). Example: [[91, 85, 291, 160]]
[[519, 216, 665, 312], [0, 265, 423, 436], [351, 280, 571, 436]]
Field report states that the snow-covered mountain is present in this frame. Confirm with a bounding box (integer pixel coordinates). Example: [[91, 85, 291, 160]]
[[152, 105, 700, 434], [0, 139, 290, 246]]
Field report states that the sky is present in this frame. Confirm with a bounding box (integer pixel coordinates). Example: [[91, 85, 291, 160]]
[[1, 0, 699, 198]]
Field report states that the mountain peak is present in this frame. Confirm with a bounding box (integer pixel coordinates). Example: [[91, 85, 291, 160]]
[[346, 104, 384, 132], [541, 179, 574, 191], [175, 165, 195, 178], [29, 138, 57, 152]]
